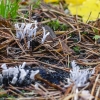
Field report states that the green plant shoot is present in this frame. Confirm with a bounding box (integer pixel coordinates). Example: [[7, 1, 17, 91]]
[[0, 0, 19, 19], [93, 35, 100, 40]]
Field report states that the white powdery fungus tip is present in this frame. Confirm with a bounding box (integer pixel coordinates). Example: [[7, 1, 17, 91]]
[[20, 23, 25, 29], [0, 62, 41, 86], [2, 69, 9, 77], [19, 69, 27, 83], [34, 20, 38, 27], [27, 41, 30, 49], [26, 70, 29, 74], [30, 70, 39, 81], [71, 60, 77, 68], [10, 67, 19, 85], [23, 23, 33, 36], [68, 60, 95, 87], [15, 23, 25, 39], [33, 20, 38, 37], [18, 65, 22, 69], [21, 62, 26, 69], [1, 63, 7, 70], [8, 67, 15, 77], [33, 26, 37, 37], [27, 20, 38, 37], [11, 76, 18, 85], [41, 27, 50, 44], [15, 21, 38, 49], [13, 67, 19, 75], [15, 21, 38, 38]]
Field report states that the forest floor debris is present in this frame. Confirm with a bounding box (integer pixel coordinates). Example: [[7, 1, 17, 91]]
[[0, 1, 100, 100]]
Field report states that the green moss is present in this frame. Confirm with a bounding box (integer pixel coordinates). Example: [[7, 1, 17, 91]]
[[72, 46, 80, 54], [47, 20, 68, 31]]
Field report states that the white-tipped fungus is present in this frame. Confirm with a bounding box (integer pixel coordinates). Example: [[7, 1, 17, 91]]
[[30, 70, 39, 81], [13, 67, 19, 76], [15, 21, 38, 49], [21, 62, 26, 69], [2, 69, 9, 77], [11, 75, 18, 85], [8, 67, 15, 77], [41, 27, 50, 44], [19, 69, 27, 83], [68, 60, 95, 87], [29, 20, 38, 37], [15, 21, 38, 39], [15, 23, 25, 39], [1, 63, 7, 70], [0, 62, 41, 86]]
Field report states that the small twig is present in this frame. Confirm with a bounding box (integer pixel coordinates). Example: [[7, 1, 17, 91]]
[[90, 75, 99, 98], [35, 74, 65, 93]]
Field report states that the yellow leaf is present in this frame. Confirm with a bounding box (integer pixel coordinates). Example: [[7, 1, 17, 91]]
[[65, 0, 86, 5], [67, 0, 100, 22], [44, 0, 59, 3]]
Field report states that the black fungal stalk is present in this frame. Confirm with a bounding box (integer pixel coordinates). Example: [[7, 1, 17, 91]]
[[0, 62, 69, 87]]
